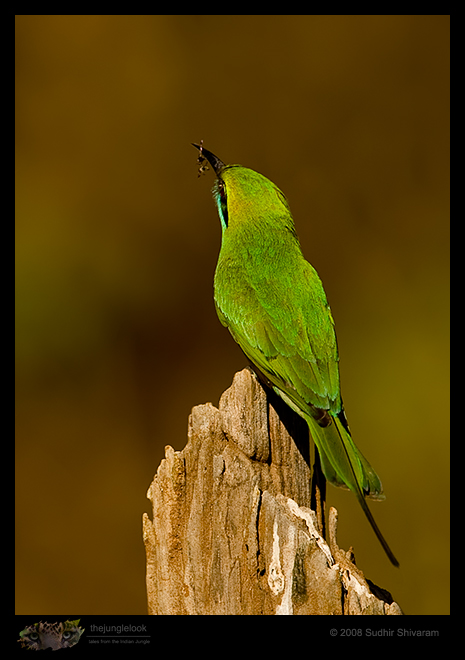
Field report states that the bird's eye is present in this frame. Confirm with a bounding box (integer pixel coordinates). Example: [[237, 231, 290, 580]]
[[213, 179, 228, 228]]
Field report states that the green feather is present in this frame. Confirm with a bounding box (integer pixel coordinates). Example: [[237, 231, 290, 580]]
[[194, 144, 399, 567]]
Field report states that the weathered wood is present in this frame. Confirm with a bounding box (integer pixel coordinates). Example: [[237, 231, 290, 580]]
[[143, 368, 402, 615]]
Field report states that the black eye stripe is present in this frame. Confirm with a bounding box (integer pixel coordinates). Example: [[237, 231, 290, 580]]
[[220, 183, 228, 227]]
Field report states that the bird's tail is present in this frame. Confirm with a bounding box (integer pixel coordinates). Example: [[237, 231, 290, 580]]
[[306, 413, 399, 567]]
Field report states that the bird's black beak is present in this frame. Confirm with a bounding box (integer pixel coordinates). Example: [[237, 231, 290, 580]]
[[192, 143, 226, 175]]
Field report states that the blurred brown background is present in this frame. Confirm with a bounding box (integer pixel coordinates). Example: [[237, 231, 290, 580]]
[[15, 15, 449, 615]]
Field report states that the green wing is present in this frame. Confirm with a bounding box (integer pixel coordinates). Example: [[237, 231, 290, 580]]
[[216, 258, 341, 413], [214, 256, 384, 501]]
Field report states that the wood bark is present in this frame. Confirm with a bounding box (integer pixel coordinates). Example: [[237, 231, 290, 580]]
[[143, 368, 402, 615]]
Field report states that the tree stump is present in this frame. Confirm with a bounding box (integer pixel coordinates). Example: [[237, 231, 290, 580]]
[[143, 368, 402, 615]]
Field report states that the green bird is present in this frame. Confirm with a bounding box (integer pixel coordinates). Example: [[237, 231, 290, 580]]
[[193, 143, 399, 567]]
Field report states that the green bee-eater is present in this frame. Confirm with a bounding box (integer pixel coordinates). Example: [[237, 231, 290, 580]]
[[193, 143, 399, 567]]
